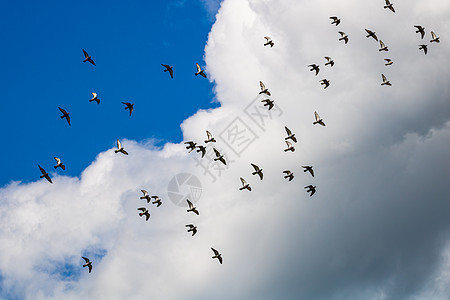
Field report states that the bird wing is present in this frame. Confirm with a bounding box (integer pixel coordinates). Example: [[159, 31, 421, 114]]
[[283, 170, 291, 175], [380, 40, 385, 48], [240, 177, 247, 186], [338, 31, 346, 37], [219, 157, 227, 165], [285, 126, 292, 136], [385, 0, 390, 5], [211, 248, 219, 255], [196, 63, 201, 72], [38, 165, 46, 175], [54, 157, 61, 164], [91, 92, 97, 98], [264, 36, 271, 41], [87, 58, 96, 66], [325, 56, 331, 62], [187, 199, 194, 209], [431, 31, 437, 39], [382, 74, 387, 82], [206, 130, 213, 140], [66, 115, 71, 125], [259, 81, 265, 91], [87, 264, 92, 273], [45, 175, 53, 183], [161, 64, 169, 68], [330, 16, 337, 21], [251, 163, 259, 172], [169, 68, 173, 78], [314, 111, 320, 122], [82, 49, 88, 58], [285, 141, 292, 148], [82, 257, 90, 263], [58, 107, 67, 114], [218, 256, 223, 264], [141, 190, 148, 196], [384, 59, 391, 62], [137, 207, 146, 212], [186, 224, 193, 228], [310, 169, 315, 177], [213, 148, 220, 157]]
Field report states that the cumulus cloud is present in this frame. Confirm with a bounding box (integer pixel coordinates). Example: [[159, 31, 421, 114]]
[[1, 0, 450, 299]]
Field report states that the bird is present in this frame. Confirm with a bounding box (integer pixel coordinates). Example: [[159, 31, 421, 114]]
[[261, 99, 274, 110], [381, 74, 392, 86], [284, 141, 295, 152], [305, 185, 317, 196], [308, 64, 320, 76], [430, 31, 440, 43], [313, 111, 326, 126], [263, 36, 274, 47], [140, 190, 151, 203], [415, 26, 425, 39], [338, 31, 349, 44], [186, 199, 199, 215], [259, 81, 271, 96], [58, 107, 71, 126], [213, 148, 226, 165], [324, 57, 334, 67], [185, 224, 198, 236], [205, 130, 216, 143], [302, 166, 314, 177], [419, 44, 428, 55], [365, 29, 378, 41], [38, 165, 52, 183], [115, 139, 128, 155], [379, 40, 388, 51], [82, 49, 95, 66], [137, 207, 150, 221], [151, 196, 162, 207], [82, 257, 93, 273], [384, 59, 393, 66], [195, 63, 207, 78], [320, 79, 330, 89], [184, 141, 197, 153], [53, 157, 65, 170], [329, 16, 340, 26], [284, 126, 297, 143], [283, 170, 294, 181], [251, 163, 263, 180], [384, 0, 395, 13], [196, 145, 206, 158], [89, 92, 100, 104], [239, 177, 251, 191], [211, 248, 222, 264], [161, 64, 173, 78], [122, 102, 134, 116]]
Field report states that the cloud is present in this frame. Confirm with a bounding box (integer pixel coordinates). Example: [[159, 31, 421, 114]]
[[1, 0, 450, 299]]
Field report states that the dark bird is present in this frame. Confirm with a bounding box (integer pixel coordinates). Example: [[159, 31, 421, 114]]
[[329, 16, 341, 26], [161, 64, 174, 78], [320, 79, 330, 89], [195, 63, 207, 78], [313, 111, 325, 126], [115, 139, 128, 155], [283, 170, 294, 181], [137, 207, 150, 221], [338, 31, 349, 44], [384, 59, 393, 66], [185, 224, 197, 236], [304, 185, 317, 196], [140, 190, 151, 203], [53, 157, 65, 170], [82, 257, 93, 273], [284, 141, 295, 152], [381, 74, 392, 86], [251, 163, 263, 180], [122, 102, 134, 116], [384, 0, 395, 13], [419, 44, 428, 55], [308, 64, 320, 76], [379, 40, 388, 51], [263, 36, 274, 47], [196, 145, 206, 158], [430, 31, 440, 43], [58, 107, 71, 126], [365, 29, 378, 41], [414, 26, 425, 39], [211, 248, 222, 264], [261, 99, 274, 110], [205, 130, 216, 143], [239, 177, 251, 191], [184, 141, 197, 153], [302, 166, 314, 177], [82, 49, 95, 66], [151, 196, 162, 207], [38, 165, 52, 183], [213, 148, 226, 165], [259, 81, 271, 96], [324, 57, 334, 67], [89, 92, 100, 104], [284, 126, 297, 143], [186, 199, 199, 215]]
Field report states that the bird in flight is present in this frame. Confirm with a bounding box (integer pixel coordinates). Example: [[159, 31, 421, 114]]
[[320, 79, 330, 89], [283, 170, 294, 181], [263, 36, 274, 47], [115, 139, 128, 155], [122, 102, 134, 116], [329, 16, 340, 26], [324, 57, 334, 67], [239, 177, 251, 191], [305, 185, 317, 196], [414, 26, 425, 39], [261, 99, 274, 110], [384, 59, 393, 66], [284, 141, 295, 152], [313, 111, 326, 126], [205, 130, 216, 143], [308, 64, 320, 76], [195, 63, 207, 78], [184, 141, 197, 153], [284, 126, 297, 143], [259, 81, 271, 96], [211, 248, 223, 264], [82, 257, 93, 273], [338, 31, 348, 44], [419, 44, 428, 55], [384, 0, 395, 13], [365, 29, 378, 41], [381, 74, 392, 86], [302, 166, 314, 177], [379, 40, 388, 52], [213, 148, 226, 165], [196, 145, 206, 158], [38, 165, 52, 183], [430, 31, 440, 43], [161, 64, 174, 78], [185, 224, 197, 236], [251, 163, 263, 180], [151, 196, 162, 207], [58, 107, 71, 126], [137, 207, 150, 221], [140, 190, 151, 203], [89, 92, 100, 104], [54, 157, 65, 170], [186, 199, 199, 215], [82, 49, 95, 66]]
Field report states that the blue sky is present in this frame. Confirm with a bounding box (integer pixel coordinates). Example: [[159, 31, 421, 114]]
[[0, 0, 219, 186]]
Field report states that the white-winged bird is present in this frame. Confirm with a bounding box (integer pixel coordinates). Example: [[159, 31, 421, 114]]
[[54, 157, 65, 170], [381, 74, 392, 86], [89, 92, 100, 104], [239, 177, 251, 191], [384, 59, 393, 66], [186, 199, 199, 215], [284, 126, 297, 143], [82, 49, 95, 66], [82, 257, 93, 273], [379, 40, 388, 51], [205, 130, 216, 143], [313, 111, 326, 126], [161, 64, 174, 78], [195, 63, 207, 78], [211, 248, 223, 264], [259, 81, 271, 96], [115, 139, 128, 155], [284, 141, 295, 152], [58, 107, 71, 126], [38, 165, 52, 183], [430, 31, 440, 43]]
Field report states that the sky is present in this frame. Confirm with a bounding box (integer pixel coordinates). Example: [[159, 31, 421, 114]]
[[1, 0, 450, 299]]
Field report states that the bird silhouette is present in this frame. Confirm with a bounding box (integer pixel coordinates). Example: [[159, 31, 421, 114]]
[[89, 92, 100, 104], [195, 63, 207, 78], [329, 16, 340, 26], [251, 163, 263, 180], [381, 74, 392, 86], [211, 248, 223, 264], [58, 107, 71, 126], [140, 190, 151, 203], [196, 145, 206, 158], [284, 141, 295, 152], [184, 141, 197, 153], [185, 224, 197, 236], [430, 31, 440, 43], [308, 64, 320, 76], [161, 64, 174, 78], [379, 40, 388, 51], [304, 185, 317, 196], [261, 99, 274, 110], [419, 44, 428, 55], [324, 57, 334, 67], [151, 196, 162, 207], [115, 139, 128, 155], [239, 177, 251, 191], [137, 207, 150, 221], [38, 165, 52, 183], [259, 81, 271, 96], [338, 31, 349, 44], [186, 199, 199, 215], [320, 79, 330, 89], [122, 102, 134, 116], [82, 257, 93, 273], [283, 170, 294, 181], [414, 26, 425, 39], [284, 126, 297, 143], [82, 49, 95, 66], [384, 59, 393, 66], [302, 166, 314, 177], [263, 36, 274, 47], [313, 111, 326, 126], [205, 130, 216, 143], [365, 29, 378, 41], [53, 157, 65, 170], [213, 148, 226, 165], [384, 0, 395, 13]]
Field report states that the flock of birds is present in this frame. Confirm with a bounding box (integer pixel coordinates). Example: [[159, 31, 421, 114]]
[[35, 2, 441, 274]]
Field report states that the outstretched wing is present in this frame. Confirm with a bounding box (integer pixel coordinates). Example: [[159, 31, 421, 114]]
[[338, 31, 346, 37], [251, 163, 259, 172], [314, 111, 320, 122], [58, 107, 67, 115], [285, 126, 292, 136], [82, 49, 89, 58], [82, 256, 90, 263], [240, 177, 247, 186], [38, 165, 46, 175], [117, 139, 122, 149], [213, 148, 221, 157], [380, 40, 385, 48], [196, 63, 201, 73], [211, 248, 219, 255], [259, 81, 265, 91], [431, 31, 437, 39], [382, 74, 387, 82], [264, 36, 271, 42], [285, 141, 292, 148], [206, 130, 213, 140], [141, 190, 148, 196], [186, 199, 194, 209]]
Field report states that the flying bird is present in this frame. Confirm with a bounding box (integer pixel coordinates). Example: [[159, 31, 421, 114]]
[[239, 177, 251, 191], [213, 148, 226, 165], [365, 29, 378, 41], [308, 64, 320, 76], [302, 166, 314, 177], [305, 185, 317, 196], [58, 107, 71, 126], [140, 190, 151, 203], [313, 111, 326, 126], [151, 196, 162, 207], [115, 139, 128, 155], [89, 92, 100, 104], [211, 248, 222, 264], [379, 40, 388, 51], [414, 26, 425, 39], [430, 31, 440, 43], [195, 63, 207, 78], [38, 165, 52, 183], [196, 145, 206, 158], [283, 170, 294, 181], [82, 257, 93, 273], [185, 224, 197, 236], [324, 57, 334, 67], [381, 74, 392, 86], [259, 81, 271, 96], [82, 49, 95, 66], [384, 0, 395, 13], [251, 163, 263, 180], [122, 102, 134, 116], [184, 141, 197, 153], [205, 130, 216, 143], [284, 141, 295, 152], [137, 207, 150, 221], [419, 44, 428, 55], [320, 79, 330, 89], [186, 199, 199, 215], [261, 99, 274, 110], [161, 64, 174, 78], [338, 31, 349, 44], [384, 59, 393, 66], [263, 36, 274, 47], [329, 16, 340, 26], [284, 126, 297, 143], [53, 157, 65, 170]]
